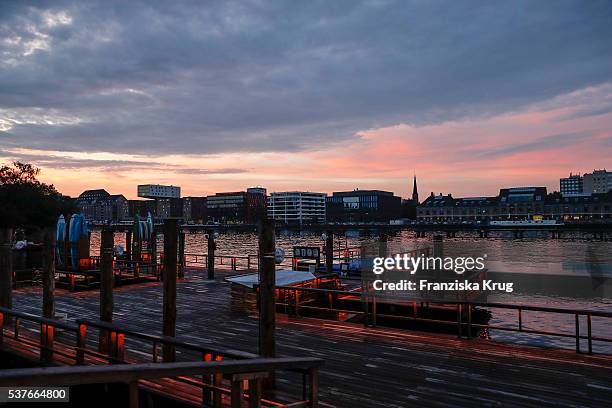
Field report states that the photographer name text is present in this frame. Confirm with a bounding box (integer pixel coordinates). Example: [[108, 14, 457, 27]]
[[371, 254, 514, 293]]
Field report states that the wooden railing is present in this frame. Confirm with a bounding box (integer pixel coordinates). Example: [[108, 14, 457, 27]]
[[184, 253, 257, 271], [0, 306, 80, 363], [274, 283, 612, 355], [0, 307, 323, 407], [0, 357, 323, 408], [53, 259, 163, 291], [75, 318, 257, 363], [183, 252, 364, 273]]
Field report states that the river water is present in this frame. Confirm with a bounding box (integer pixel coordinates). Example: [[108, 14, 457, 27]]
[[89, 228, 612, 353]]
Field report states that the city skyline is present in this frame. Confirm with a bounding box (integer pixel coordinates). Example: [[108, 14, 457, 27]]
[[1, 1, 612, 199], [65, 165, 609, 202]]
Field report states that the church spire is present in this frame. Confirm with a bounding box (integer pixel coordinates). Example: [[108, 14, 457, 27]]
[[412, 174, 419, 203]]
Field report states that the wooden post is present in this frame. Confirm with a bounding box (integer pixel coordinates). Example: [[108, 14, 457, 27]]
[[150, 231, 158, 279], [163, 219, 178, 362], [129, 380, 139, 408], [258, 219, 276, 389], [308, 368, 319, 408], [207, 230, 215, 280], [178, 231, 185, 278], [433, 234, 443, 254], [125, 231, 132, 261], [135, 231, 141, 263], [231, 378, 244, 408], [0, 228, 13, 313], [99, 229, 114, 353], [248, 378, 263, 408], [42, 227, 56, 319], [378, 232, 388, 257], [41, 226, 56, 363], [325, 230, 333, 274], [133, 228, 141, 275], [76, 323, 87, 365]]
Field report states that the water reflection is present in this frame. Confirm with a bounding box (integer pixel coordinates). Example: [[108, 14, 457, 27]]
[[88, 228, 612, 353]]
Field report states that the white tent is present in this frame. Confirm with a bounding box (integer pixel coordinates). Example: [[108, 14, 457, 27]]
[[225, 269, 316, 288]]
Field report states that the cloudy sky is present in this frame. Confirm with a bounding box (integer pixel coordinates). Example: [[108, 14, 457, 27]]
[[1, 0, 611, 199]]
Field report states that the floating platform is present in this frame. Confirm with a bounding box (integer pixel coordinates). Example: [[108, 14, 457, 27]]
[[6, 267, 612, 408]]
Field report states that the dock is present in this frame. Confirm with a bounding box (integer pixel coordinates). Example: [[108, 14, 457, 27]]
[[4, 267, 612, 408]]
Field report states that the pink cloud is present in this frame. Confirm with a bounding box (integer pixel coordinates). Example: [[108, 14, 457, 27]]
[[13, 84, 612, 200]]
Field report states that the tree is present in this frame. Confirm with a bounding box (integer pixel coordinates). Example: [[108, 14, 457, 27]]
[[0, 162, 41, 184], [0, 162, 77, 230]]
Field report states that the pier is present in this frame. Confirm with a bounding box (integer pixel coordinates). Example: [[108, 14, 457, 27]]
[[3, 2, 612, 406], [1, 219, 611, 407], [0, 220, 324, 407], [1, 268, 611, 407]]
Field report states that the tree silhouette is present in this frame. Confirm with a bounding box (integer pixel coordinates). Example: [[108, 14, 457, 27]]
[[0, 162, 77, 230]]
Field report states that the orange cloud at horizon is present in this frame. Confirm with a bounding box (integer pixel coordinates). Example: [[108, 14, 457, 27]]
[[4, 89, 611, 201]]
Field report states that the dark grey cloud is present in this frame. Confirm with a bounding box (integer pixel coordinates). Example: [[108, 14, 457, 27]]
[[0, 149, 249, 174], [1, 0, 611, 155], [557, 102, 612, 122], [468, 132, 594, 159]]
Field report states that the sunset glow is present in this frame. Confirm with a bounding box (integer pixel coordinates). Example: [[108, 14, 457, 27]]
[[5, 85, 611, 199], [1, 1, 611, 199]]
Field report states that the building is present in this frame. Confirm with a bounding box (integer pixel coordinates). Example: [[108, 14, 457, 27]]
[[77, 189, 111, 221], [497, 187, 547, 218], [417, 187, 547, 223], [418, 193, 469, 223], [137, 184, 181, 199], [155, 197, 183, 219], [545, 191, 612, 221], [560, 173, 584, 196], [401, 175, 420, 219], [206, 190, 267, 223], [417, 185, 612, 223], [128, 199, 156, 218], [583, 169, 612, 194], [247, 186, 267, 196], [411, 174, 419, 203], [326, 190, 402, 223], [182, 197, 207, 223], [268, 192, 326, 225], [77, 189, 129, 222]]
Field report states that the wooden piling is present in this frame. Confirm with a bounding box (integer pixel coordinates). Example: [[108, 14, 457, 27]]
[[99, 229, 114, 352], [378, 233, 388, 257], [325, 231, 333, 274], [163, 219, 178, 362], [42, 226, 56, 319], [0, 228, 13, 313], [433, 235, 444, 258], [133, 228, 141, 269], [126, 231, 132, 261], [41, 226, 56, 362], [150, 231, 158, 278], [258, 219, 276, 389], [178, 231, 185, 278], [207, 230, 215, 280]]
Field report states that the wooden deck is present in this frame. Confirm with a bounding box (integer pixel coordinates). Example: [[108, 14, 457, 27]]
[[7, 268, 612, 408]]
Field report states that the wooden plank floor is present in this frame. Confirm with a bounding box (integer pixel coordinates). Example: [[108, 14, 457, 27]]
[[8, 268, 612, 408]]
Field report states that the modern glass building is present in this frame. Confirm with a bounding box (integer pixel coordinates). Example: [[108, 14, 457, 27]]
[[268, 192, 327, 225], [137, 184, 181, 199], [326, 190, 402, 223]]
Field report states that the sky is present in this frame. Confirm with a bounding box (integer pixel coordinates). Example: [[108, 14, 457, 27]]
[[1, 0, 611, 200]]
